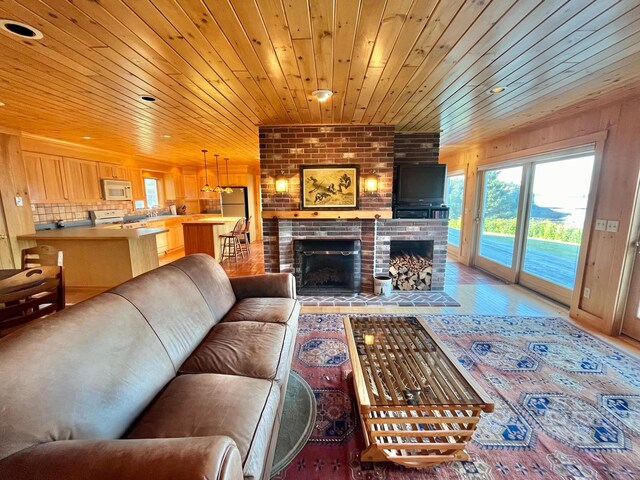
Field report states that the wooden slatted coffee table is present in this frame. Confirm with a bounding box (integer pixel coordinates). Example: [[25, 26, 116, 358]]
[[344, 316, 494, 468]]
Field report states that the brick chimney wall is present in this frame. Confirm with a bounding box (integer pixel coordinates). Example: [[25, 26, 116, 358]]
[[259, 125, 395, 211]]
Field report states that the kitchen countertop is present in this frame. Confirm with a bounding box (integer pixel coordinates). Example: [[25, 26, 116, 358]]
[[17, 226, 168, 241], [182, 216, 241, 226]]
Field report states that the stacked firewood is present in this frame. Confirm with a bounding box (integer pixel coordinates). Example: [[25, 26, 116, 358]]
[[388, 254, 432, 290]]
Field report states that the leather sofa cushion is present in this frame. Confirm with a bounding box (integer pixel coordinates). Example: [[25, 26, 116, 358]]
[[0, 293, 175, 461], [0, 437, 244, 480], [179, 321, 288, 383], [170, 254, 237, 321], [109, 263, 217, 370], [128, 374, 279, 480], [222, 297, 299, 325]]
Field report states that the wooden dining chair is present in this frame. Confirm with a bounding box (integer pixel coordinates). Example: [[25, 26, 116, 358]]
[[219, 218, 246, 262], [0, 266, 65, 336], [238, 216, 252, 255], [21, 245, 63, 269]]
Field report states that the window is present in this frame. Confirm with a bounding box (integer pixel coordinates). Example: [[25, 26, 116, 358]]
[[474, 145, 596, 304], [446, 173, 465, 247], [144, 178, 160, 208]]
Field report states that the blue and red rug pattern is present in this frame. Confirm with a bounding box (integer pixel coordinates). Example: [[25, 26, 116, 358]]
[[274, 314, 640, 479]]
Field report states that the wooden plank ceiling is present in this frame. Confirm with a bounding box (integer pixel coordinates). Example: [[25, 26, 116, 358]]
[[1, 0, 639, 166]]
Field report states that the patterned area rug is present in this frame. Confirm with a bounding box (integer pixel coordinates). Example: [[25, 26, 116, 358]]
[[297, 291, 460, 307], [272, 314, 640, 480]]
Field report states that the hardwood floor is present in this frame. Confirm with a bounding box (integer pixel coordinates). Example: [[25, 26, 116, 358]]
[[66, 240, 640, 357]]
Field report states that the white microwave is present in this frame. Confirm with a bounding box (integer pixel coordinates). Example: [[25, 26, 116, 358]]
[[102, 179, 132, 201]]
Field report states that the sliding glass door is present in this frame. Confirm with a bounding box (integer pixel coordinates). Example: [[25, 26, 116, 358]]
[[475, 166, 525, 282], [519, 157, 594, 302], [474, 147, 596, 304]]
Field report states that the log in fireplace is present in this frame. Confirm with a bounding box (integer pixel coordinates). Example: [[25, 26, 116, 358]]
[[294, 239, 362, 295], [389, 240, 434, 291]]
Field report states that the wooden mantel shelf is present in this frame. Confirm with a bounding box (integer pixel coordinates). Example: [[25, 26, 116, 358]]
[[262, 210, 393, 220]]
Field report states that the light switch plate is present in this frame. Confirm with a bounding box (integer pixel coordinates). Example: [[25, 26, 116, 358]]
[[15, 195, 23, 207], [595, 219, 607, 231], [583, 287, 591, 299], [606, 220, 619, 233]]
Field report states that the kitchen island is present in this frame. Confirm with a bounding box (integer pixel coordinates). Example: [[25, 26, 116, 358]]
[[17, 226, 168, 289], [183, 217, 241, 261]]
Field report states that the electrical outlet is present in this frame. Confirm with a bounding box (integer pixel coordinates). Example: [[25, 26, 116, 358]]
[[583, 287, 591, 299], [595, 219, 607, 231], [606, 220, 619, 233]]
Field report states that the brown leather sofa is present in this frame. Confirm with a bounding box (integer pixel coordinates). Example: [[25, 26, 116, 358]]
[[0, 254, 300, 480]]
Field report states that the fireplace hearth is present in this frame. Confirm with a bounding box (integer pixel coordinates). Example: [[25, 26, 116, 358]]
[[294, 239, 362, 295], [389, 240, 434, 291]]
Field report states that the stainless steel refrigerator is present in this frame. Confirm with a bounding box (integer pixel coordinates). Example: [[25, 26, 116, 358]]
[[221, 187, 249, 238]]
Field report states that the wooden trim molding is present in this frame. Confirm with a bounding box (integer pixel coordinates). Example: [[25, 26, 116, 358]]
[[262, 210, 393, 220], [479, 131, 609, 166]]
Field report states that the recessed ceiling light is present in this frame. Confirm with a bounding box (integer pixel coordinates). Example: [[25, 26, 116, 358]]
[[488, 86, 506, 94], [162, 134, 171, 138], [312, 89, 333, 102], [141, 95, 156, 102], [0, 19, 44, 40], [82, 136, 92, 140]]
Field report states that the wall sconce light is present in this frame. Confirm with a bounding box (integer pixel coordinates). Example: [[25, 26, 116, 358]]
[[364, 171, 380, 193], [275, 170, 289, 193]]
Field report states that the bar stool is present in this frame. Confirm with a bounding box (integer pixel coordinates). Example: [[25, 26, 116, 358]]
[[238, 216, 252, 255], [219, 218, 245, 262]]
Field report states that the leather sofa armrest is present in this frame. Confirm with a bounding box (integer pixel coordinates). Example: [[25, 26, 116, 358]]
[[230, 273, 296, 299], [0, 436, 243, 480]]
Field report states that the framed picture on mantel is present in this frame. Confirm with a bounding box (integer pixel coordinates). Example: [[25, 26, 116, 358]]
[[300, 165, 359, 210]]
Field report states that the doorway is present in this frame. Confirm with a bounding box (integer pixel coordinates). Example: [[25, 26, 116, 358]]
[[622, 197, 640, 341], [474, 147, 596, 304]]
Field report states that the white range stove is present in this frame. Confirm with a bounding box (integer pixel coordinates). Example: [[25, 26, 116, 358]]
[[89, 209, 149, 229]]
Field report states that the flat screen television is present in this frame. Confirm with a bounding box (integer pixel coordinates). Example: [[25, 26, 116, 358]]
[[395, 163, 447, 206]]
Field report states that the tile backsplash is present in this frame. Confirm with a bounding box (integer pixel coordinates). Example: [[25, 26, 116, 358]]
[[32, 201, 134, 225]]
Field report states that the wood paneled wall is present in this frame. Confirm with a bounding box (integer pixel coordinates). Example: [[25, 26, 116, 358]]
[[0, 133, 35, 267], [441, 96, 640, 335]]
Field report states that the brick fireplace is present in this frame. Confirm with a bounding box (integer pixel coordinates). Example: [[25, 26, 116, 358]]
[[259, 125, 444, 294], [263, 217, 447, 292], [294, 239, 362, 294]]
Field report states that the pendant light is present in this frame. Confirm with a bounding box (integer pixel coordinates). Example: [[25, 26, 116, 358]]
[[213, 154, 224, 193], [223, 158, 233, 194], [200, 149, 214, 193]]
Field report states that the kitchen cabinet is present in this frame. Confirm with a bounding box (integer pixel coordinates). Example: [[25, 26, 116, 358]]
[[166, 218, 183, 251], [24, 152, 67, 202], [225, 173, 248, 186], [147, 217, 189, 255], [182, 174, 198, 200], [129, 169, 145, 205], [99, 163, 129, 180], [173, 173, 184, 198], [63, 158, 101, 201], [155, 220, 168, 255]]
